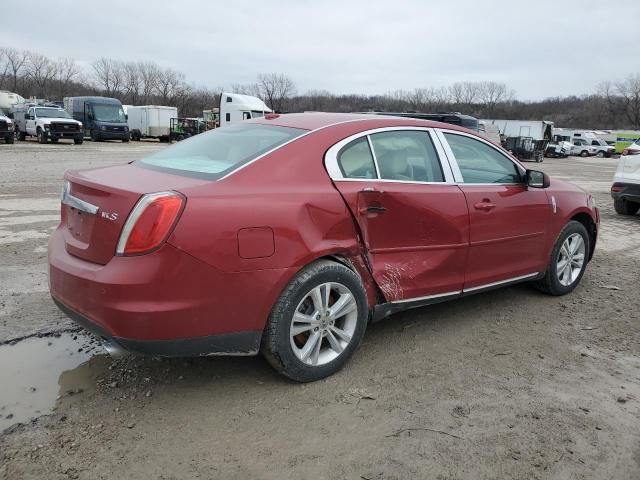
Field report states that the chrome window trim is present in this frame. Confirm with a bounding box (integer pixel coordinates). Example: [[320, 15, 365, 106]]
[[435, 128, 527, 185], [324, 126, 456, 184]]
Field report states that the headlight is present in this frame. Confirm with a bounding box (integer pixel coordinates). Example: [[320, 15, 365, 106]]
[[6, 120, 12, 125], [78, 123, 83, 128], [124, 126, 129, 132], [44, 124, 50, 129], [100, 125, 106, 131]]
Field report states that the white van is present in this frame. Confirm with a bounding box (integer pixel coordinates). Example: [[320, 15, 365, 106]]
[[219, 93, 272, 126]]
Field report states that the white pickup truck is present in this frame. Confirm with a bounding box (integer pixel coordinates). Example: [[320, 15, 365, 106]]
[[13, 105, 83, 144], [0, 109, 14, 144]]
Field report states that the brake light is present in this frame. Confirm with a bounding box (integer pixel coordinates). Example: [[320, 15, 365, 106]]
[[611, 185, 624, 193], [623, 148, 640, 156], [116, 191, 185, 256]]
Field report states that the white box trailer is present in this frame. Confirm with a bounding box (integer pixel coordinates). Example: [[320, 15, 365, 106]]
[[127, 105, 177, 141], [481, 119, 554, 141]]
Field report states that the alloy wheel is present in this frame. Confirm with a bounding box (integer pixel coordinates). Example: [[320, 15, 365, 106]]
[[290, 282, 358, 366], [556, 233, 586, 287]]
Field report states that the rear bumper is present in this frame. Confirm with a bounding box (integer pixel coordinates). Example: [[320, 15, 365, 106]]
[[53, 297, 261, 356], [611, 182, 640, 203], [48, 228, 294, 355]]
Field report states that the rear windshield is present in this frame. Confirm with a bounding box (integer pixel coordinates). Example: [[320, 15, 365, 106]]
[[137, 123, 306, 180]]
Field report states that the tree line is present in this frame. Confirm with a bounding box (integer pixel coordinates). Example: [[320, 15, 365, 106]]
[[1, 46, 639, 129]]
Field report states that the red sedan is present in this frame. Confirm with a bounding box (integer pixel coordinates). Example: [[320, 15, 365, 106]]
[[49, 113, 599, 381]]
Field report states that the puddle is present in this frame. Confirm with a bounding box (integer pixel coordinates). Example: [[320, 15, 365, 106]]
[[0, 332, 107, 431]]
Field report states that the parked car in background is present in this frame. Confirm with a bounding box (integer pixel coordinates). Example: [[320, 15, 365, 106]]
[[49, 113, 599, 382], [569, 138, 597, 157], [64, 96, 129, 142], [589, 138, 615, 158], [0, 109, 14, 144], [127, 105, 176, 142], [611, 138, 640, 215], [13, 105, 83, 144]]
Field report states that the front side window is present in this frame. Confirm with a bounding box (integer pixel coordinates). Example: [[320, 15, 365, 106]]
[[444, 133, 521, 184], [369, 131, 444, 182], [337, 138, 376, 179], [138, 123, 305, 180]]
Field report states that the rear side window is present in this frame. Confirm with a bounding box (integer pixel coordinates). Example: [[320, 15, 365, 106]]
[[138, 124, 305, 180], [337, 138, 376, 179], [444, 133, 521, 184], [370, 130, 444, 182]]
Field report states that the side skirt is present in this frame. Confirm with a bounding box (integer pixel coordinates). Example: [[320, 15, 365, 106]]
[[371, 272, 543, 323]]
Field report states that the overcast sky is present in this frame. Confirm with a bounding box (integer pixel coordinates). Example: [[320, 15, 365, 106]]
[[2, 0, 638, 100]]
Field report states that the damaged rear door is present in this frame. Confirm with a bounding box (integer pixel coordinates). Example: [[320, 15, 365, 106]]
[[325, 128, 469, 303]]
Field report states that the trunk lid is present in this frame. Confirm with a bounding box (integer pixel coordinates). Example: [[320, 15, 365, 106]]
[[62, 164, 210, 264]]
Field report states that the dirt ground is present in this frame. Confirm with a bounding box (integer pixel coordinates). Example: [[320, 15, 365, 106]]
[[1, 139, 638, 480]]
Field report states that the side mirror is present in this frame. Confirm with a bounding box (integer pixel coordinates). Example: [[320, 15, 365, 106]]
[[526, 169, 550, 188], [88, 114, 94, 121]]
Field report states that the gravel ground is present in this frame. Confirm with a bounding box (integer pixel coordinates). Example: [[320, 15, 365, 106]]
[[0, 139, 638, 480]]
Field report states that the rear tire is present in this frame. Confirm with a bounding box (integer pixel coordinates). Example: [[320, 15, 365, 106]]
[[614, 198, 640, 216], [74, 138, 83, 145], [596, 151, 605, 158], [262, 260, 368, 382], [534, 221, 589, 296], [580, 150, 588, 157], [5, 135, 14, 144]]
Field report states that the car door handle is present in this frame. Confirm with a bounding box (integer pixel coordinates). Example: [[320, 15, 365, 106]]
[[359, 205, 387, 214], [473, 201, 496, 211]]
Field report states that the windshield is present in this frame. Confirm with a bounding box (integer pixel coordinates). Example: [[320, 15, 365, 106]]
[[36, 108, 71, 119], [138, 123, 306, 180], [92, 104, 126, 123]]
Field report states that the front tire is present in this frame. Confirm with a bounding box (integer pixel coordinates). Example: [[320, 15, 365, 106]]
[[535, 221, 589, 296], [580, 150, 588, 157], [614, 198, 640, 215], [262, 260, 368, 382], [596, 151, 605, 158], [37, 129, 48, 144]]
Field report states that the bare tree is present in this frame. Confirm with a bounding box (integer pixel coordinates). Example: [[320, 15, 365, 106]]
[[257, 73, 296, 112], [92, 58, 124, 97], [3, 48, 29, 92], [122, 61, 141, 104], [54, 57, 81, 98], [230, 82, 262, 98], [156, 67, 185, 104], [138, 61, 160, 104], [477, 81, 514, 116], [616, 74, 640, 128], [26, 53, 57, 98]]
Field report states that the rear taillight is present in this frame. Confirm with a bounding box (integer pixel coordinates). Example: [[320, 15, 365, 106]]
[[623, 148, 640, 156], [611, 185, 625, 193], [116, 191, 185, 256]]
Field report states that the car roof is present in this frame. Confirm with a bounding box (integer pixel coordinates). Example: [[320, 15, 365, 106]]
[[253, 112, 473, 134]]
